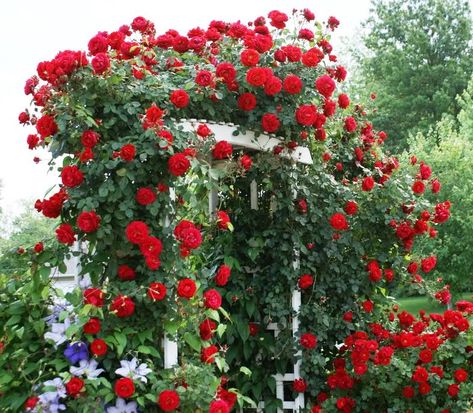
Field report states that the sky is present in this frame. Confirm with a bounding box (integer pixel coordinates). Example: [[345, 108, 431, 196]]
[[0, 0, 470, 219]]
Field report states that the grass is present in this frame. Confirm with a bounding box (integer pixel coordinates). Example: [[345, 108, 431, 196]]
[[396, 292, 473, 315]]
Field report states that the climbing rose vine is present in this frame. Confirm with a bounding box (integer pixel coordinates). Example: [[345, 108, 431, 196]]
[[2, 7, 472, 413]]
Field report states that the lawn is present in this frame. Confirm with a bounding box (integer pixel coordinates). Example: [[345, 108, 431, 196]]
[[396, 293, 473, 315]]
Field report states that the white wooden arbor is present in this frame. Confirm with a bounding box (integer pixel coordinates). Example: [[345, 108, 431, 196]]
[[53, 120, 312, 412]]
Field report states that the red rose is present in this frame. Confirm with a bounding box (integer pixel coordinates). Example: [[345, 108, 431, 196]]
[[145, 255, 161, 270], [131, 16, 149, 32], [199, 319, 217, 340], [197, 124, 212, 137], [144, 105, 164, 128], [241, 49, 260, 66], [239, 154, 253, 171], [83, 317, 101, 334], [216, 62, 236, 83], [293, 378, 307, 393], [65, 377, 84, 398], [295, 104, 317, 126], [454, 368, 468, 383], [215, 265, 231, 286], [125, 221, 149, 244], [216, 211, 231, 230], [431, 178, 441, 193], [110, 295, 135, 318], [264, 76, 282, 96], [419, 163, 432, 180], [177, 278, 197, 299], [261, 113, 280, 133], [117, 264, 136, 281], [158, 390, 180, 412], [88, 34, 108, 55], [56, 224, 76, 245], [168, 153, 191, 176], [329, 212, 348, 231], [448, 383, 460, 397], [170, 89, 190, 108], [61, 165, 84, 188], [421, 256, 437, 273], [268, 10, 288, 29], [81, 130, 100, 148], [283, 74, 303, 94], [34, 242, 44, 253], [344, 116, 357, 132], [148, 282, 167, 301], [90, 338, 107, 356], [412, 180, 425, 194], [246, 67, 270, 87], [77, 211, 101, 232], [301, 48, 324, 67], [297, 198, 308, 214], [237, 93, 257, 111], [204, 289, 222, 309], [201, 344, 219, 363], [362, 299, 374, 313], [181, 227, 202, 250], [19, 111, 30, 124], [300, 333, 317, 349], [343, 311, 353, 322], [344, 201, 358, 215], [249, 322, 259, 336], [119, 143, 136, 161], [282, 45, 301, 61], [402, 386, 415, 398], [36, 114, 58, 138], [315, 75, 336, 98], [338, 93, 350, 109], [195, 70, 213, 87], [136, 187, 157, 205], [298, 274, 314, 289], [362, 176, 375, 191], [24, 397, 39, 410], [114, 377, 135, 398], [84, 288, 104, 307], [91, 53, 110, 75], [412, 366, 429, 383], [27, 134, 39, 150], [212, 141, 233, 160], [209, 399, 229, 413]]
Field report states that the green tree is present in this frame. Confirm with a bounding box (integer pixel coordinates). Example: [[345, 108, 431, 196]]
[[0, 204, 57, 274], [407, 75, 473, 294], [353, 0, 473, 152]]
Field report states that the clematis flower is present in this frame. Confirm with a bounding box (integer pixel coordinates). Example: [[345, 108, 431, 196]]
[[64, 341, 89, 364], [106, 398, 139, 413], [44, 318, 71, 347], [115, 358, 152, 383], [70, 359, 104, 379]]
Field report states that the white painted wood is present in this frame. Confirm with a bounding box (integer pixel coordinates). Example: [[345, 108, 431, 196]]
[[177, 120, 313, 165], [250, 180, 258, 210]]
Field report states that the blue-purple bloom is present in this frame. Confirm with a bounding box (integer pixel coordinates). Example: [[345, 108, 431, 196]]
[[64, 341, 88, 364]]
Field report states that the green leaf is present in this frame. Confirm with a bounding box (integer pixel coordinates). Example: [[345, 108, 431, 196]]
[[183, 332, 201, 352]]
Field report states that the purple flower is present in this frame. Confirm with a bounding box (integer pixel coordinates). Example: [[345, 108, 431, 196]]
[[64, 341, 88, 364]]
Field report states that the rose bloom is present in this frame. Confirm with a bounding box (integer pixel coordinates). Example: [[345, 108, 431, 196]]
[[213, 141, 233, 160], [362, 176, 375, 191], [201, 344, 219, 363], [412, 180, 425, 194], [119, 143, 136, 161], [246, 67, 270, 87], [125, 221, 149, 244], [215, 265, 231, 286], [261, 113, 280, 133], [454, 368, 468, 383], [241, 48, 260, 66], [421, 256, 437, 273], [34, 242, 44, 253], [65, 377, 84, 398], [204, 289, 222, 309], [298, 274, 314, 289], [56, 224, 76, 245], [170, 89, 190, 108], [168, 153, 191, 176], [216, 62, 236, 83], [77, 211, 101, 232], [24, 397, 39, 410], [293, 378, 307, 392], [83, 317, 101, 334], [136, 187, 157, 205], [110, 295, 135, 318], [240, 154, 252, 171], [199, 319, 217, 340], [295, 104, 317, 126], [177, 278, 197, 299], [315, 74, 336, 98], [84, 288, 105, 307], [448, 383, 460, 397], [344, 201, 358, 215], [195, 70, 213, 86], [114, 377, 135, 398], [237, 93, 257, 111], [61, 165, 84, 188], [91, 53, 110, 74], [36, 114, 58, 138], [209, 400, 229, 413], [344, 116, 357, 132], [329, 212, 349, 231], [147, 282, 167, 301], [90, 338, 108, 356], [338, 93, 350, 109], [81, 130, 100, 147], [217, 211, 231, 230], [117, 264, 136, 281], [158, 390, 180, 412], [197, 124, 212, 137], [283, 74, 303, 94], [300, 333, 317, 349]]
